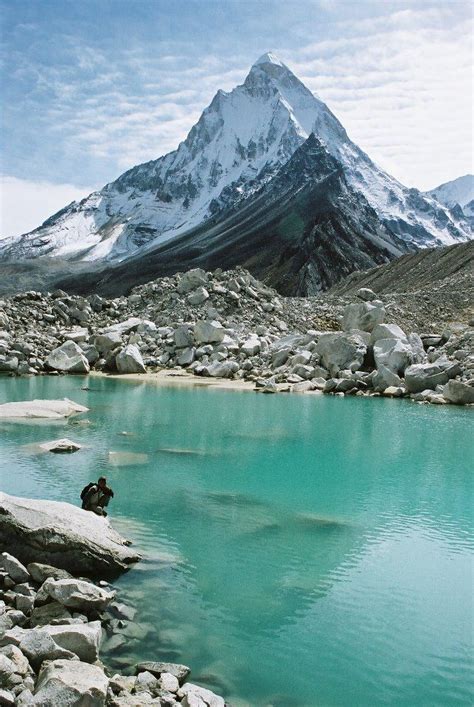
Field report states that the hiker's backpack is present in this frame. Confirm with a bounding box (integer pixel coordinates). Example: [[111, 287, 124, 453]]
[[80, 482, 95, 501]]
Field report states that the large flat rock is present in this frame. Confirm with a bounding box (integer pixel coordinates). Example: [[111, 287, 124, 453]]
[[0, 493, 140, 579], [0, 398, 88, 420]]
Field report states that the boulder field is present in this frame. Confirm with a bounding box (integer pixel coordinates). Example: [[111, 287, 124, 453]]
[[0, 267, 472, 405], [0, 548, 225, 706]]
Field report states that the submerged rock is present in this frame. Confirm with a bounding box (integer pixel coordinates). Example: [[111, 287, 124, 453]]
[[38, 438, 82, 454], [0, 399, 88, 420], [0, 493, 140, 579]]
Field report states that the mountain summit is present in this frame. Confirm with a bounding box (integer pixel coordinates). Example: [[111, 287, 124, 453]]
[[1, 53, 471, 281]]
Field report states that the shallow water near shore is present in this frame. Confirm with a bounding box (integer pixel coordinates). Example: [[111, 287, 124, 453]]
[[1, 375, 473, 706]]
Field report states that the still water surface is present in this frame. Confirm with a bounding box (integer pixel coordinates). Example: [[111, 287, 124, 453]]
[[0, 376, 472, 706]]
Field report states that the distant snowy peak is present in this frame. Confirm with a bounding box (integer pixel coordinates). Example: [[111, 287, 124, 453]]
[[0, 52, 472, 266], [426, 174, 474, 208]]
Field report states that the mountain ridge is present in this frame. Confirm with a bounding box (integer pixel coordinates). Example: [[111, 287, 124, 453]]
[[1, 53, 471, 269]]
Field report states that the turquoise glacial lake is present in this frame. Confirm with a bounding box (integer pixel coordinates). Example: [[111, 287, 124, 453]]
[[0, 376, 473, 706]]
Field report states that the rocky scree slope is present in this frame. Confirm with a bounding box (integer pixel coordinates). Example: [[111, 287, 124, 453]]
[[0, 536, 225, 706], [1, 54, 471, 271], [0, 266, 473, 405]]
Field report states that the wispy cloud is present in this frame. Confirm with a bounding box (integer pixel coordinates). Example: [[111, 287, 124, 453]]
[[0, 176, 97, 239], [1, 0, 472, 197]]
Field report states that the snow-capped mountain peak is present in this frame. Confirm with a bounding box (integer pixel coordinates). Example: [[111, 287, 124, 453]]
[[252, 51, 286, 68], [1, 54, 471, 266]]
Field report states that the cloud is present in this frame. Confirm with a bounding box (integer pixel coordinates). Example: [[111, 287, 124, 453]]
[[0, 176, 97, 239], [287, 7, 473, 188]]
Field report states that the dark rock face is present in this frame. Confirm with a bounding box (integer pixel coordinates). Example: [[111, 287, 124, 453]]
[[56, 136, 410, 297]]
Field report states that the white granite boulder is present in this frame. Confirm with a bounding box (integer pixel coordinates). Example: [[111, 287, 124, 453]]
[[43, 578, 115, 613], [0, 398, 88, 420], [316, 332, 368, 376], [38, 439, 82, 454], [194, 320, 225, 345], [31, 659, 108, 706], [177, 269, 208, 294], [41, 621, 102, 663], [404, 363, 449, 393], [0, 493, 140, 579], [0, 627, 77, 671], [373, 338, 413, 375], [241, 337, 261, 357], [443, 379, 474, 405], [372, 364, 403, 392], [45, 341, 90, 374], [93, 332, 122, 355], [187, 287, 209, 306], [1, 553, 30, 584], [178, 682, 225, 707], [370, 323, 407, 343], [342, 301, 385, 333], [115, 345, 146, 374]]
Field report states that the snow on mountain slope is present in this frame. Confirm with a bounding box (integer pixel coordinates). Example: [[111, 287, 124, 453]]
[[426, 174, 474, 208], [1, 53, 471, 264]]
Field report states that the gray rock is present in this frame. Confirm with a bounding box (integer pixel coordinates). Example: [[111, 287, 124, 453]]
[[356, 287, 377, 301], [370, 323, 407, 343], [177, 269, 208, 294], [93, 332, 122, 355], [0, 627, 77, 671], [174, 326, 193, 349], [203, 361, 238, 378], [178, 682, 225, 707], [0, 645, 31, 677], [116, 345, 146, 374], [0, 493, 140, 579], [43, 578, 115, 613], [45, 341, 90, 374], [0, 356, 18, 373], [194, 321, 225, 345], [404, 363, 449, 393], [177, 348, 195, 367], [159, 673, 179, 693], [41, 621, 101, 663], [0, 399, 88, 420], [135, 662, 190, 684], [0, 688, 14, 705], [372, 364, 403, 392], [373, 338, 413, 375], [30, 602, 72, 628], [38, 438, 82, 454], [241, 337, 261, 356], [187, 287, 209, 306], [27, 563, 72, 585], [30, 659, 108, 706], [342, 301, 385, 333], [316, 332, 367, 376], [443, 379, 474, 405], [1, 554, 30, 584]]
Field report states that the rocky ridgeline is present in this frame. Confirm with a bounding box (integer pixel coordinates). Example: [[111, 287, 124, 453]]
[[0, 551, 226, 707], [0, 267, 473, 405]]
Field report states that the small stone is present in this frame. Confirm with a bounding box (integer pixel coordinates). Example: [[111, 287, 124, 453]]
[[1, 554, 30, 584]]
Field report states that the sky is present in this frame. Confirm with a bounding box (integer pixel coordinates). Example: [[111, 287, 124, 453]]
[[0, 0, 473, 238]]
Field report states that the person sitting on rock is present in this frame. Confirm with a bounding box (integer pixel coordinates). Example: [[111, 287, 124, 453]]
[[81, 477, 114, 516]]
